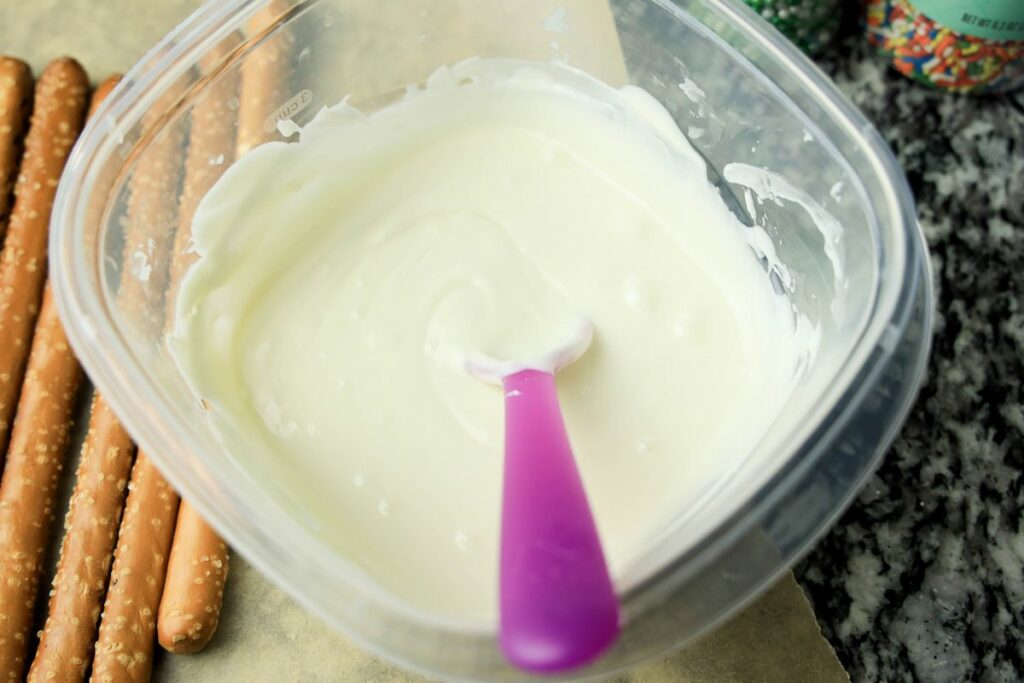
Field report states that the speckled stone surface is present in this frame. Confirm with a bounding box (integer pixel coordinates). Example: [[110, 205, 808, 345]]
[[797, 40, 1024, 683]]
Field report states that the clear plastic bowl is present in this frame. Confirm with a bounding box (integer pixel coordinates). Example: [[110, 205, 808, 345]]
[[50, 0, 932, 680]]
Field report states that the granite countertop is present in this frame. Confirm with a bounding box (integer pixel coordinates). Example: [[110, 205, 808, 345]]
[[797, 39, 1024, 683]]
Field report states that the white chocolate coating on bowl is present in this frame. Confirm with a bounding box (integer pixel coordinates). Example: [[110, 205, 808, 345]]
[[172, 60, 816, 624]]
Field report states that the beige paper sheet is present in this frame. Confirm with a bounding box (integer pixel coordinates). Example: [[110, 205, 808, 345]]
[[149, 556, 847, 683], [0, 1, 847, 681]]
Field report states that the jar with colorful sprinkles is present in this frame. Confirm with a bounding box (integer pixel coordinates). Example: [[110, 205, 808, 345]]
[[865, 0, 1024, 93]]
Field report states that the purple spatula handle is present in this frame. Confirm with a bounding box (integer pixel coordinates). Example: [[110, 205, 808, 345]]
[[499, 369, 619, 673]]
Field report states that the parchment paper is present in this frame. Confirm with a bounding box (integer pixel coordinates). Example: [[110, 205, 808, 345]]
[[150, 555, 847, 683], [0, 0, 847, 680]]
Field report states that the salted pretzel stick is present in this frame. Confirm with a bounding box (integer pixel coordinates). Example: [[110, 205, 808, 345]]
[[27, 393, 135, 682], [117, 96, 187, 339], [158, 12, 295, 650], [167, 41, 240, 294], [236, 0, 294, 156], [157, 42, 240, 654], [86, 75, 121, 118], [22, 78, 130, 683], [0, 58, 88, 459], [157, 505, 229, 654], [0, 283, 86, 680], [90, 452, 178, 683], [0, 57, 33, 241], [89, 79, 189, 683]]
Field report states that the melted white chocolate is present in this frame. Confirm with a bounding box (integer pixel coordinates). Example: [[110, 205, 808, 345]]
[[172, 59, 816, 625]]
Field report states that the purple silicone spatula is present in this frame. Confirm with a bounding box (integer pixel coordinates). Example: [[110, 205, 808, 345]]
[[467, 319, 619, 673]]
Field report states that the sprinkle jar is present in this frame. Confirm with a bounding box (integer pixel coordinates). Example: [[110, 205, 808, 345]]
[[865, 0, 1024, 93]]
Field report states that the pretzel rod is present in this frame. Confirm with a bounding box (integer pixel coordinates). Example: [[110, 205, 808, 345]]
[[157, 505, 229, 654], [0, 57, 33, 242], [0, 283, 86, 680], [158, 9, 298, 652], [117, 91, 187, 338], [157, 40, 241, 654], [28, 392, 135, 682], [89, 77, 189, 683], [0, 57, 88, 461], [89, 452, 178, 683], [166, 41, 241, 297], [236, 1, 294, 156], [24, 76, 126, 683], [87, 74, 121, 118]]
